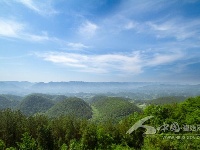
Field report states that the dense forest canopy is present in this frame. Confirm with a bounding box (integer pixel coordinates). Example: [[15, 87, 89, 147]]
[[19, 94, 55, 116], [46, 97, 93, 119], [0, 94, 199, 149], [90, 96, 141, 122]]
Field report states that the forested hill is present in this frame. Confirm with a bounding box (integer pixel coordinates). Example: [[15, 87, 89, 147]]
[[1, 94, 22, 101], [46, 97, 92, 119], [147, 96, 187, 105], [52, 95, 68, 102], [1, 93, 141, 121], [0, 95, 20, 110], [90, 96, 141, 122], [0, 95, 199, 149], [19, 94, 54, 116], [0, 94, 190, 119], [135, 96, 187, 106]]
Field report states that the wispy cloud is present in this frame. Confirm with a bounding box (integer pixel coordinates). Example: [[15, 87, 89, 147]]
[[26, 34, 50, 42], [78, 21, 98, 38], [147, 18, 200, 40], [66, 42, 89, 50], [0, 18, 56, 42], [147, 51, 184, 66], [36, 50, 185, 75], [124, 21, 138, 30], [94, 0, 200, 42], [36, 52, 142, 74], [15, 0, 58, 16], [0, 19, 24, 38], [120, 0, 176, 17]]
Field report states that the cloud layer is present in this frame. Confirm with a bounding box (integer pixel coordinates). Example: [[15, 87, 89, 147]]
[[0, 18, 54, 42], [15, 0, 58, 16], [36, 50, 184, 74], [0, 0, 200, 82]]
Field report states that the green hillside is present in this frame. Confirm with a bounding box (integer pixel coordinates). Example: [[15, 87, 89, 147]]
[[90, 96, 141, 122], [0, 95, 13, 110], [19, 94, 54, 116], [138, 96, 200, 149], [147, 96, 187, 105], [52, 95, 68, 102], [46, 97, 92, 119], [0, 95, 20, 110], [0, 96, 199, 149], [134, 96, 187, 106], [1, 94, 22, 101]]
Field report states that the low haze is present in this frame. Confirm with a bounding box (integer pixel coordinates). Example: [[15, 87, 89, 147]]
[[0, 0, 200, 83]]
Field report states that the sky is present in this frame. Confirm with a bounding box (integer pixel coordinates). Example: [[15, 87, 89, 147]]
[[0, 0, 200, 83]]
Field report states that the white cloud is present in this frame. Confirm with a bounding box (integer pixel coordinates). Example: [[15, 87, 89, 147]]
[[0, 19, 24, 38], [0, 18, 55, 42], [36, 50, 184, 75], [36, 52, 142, 74], [147, 52, 184, 66], [66, 42, 89, 50], [79, 21, 98, 38], [27, 34, 49, 41], [15, 0, 58, 16], [95, 0, 200, 41], [147, 18, 200, 40], [16, 0, 40, 12], [120, 0, 176, 17]]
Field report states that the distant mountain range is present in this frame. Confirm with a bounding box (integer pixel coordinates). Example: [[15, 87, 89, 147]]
[[0, 81, 199, 99]]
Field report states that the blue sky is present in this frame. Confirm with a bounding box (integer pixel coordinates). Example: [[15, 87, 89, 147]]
[[0, 0, 200, 83]]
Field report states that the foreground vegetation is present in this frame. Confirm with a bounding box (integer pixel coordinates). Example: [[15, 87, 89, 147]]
[[0, 95, 199, 149]]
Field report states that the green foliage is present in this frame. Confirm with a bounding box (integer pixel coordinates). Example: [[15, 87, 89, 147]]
[[111, 144, 134, 150], [46, 97, 92, 119], [19, 94, 54, 116], [0, 95, 19, 110], [2, 94, 22, 102], [0, 109, 26, 148], [91, 96, 141, 122], [17, 132, 37, 150], [0, 139, 6, 150], [178, 96, 200, 124], [60, 143, 68, 150], [69, 139, 81, 150], [0, 95, 199, 149], [80, 123, 97, 149], [96, 125, 114, 149], [37, 125, 54, 150], [52, 95, 68, 102], [140, 96, 200, 149], [5, 147, 17, 150], [147, 96, 187, 105]]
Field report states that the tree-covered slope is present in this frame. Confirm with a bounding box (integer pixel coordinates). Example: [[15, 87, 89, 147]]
[[19, 94, 54, 116], [0, 95, 20, 110], [52, 95, 68, 102], [2, 94, 23, 101], [46, 97, 92, 119], [0, 95, 13, 110], [90, 96, 141, 122], [0, 96, 199, 149], [124, 96, 200, 150], [147, 96, 187, 105]]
